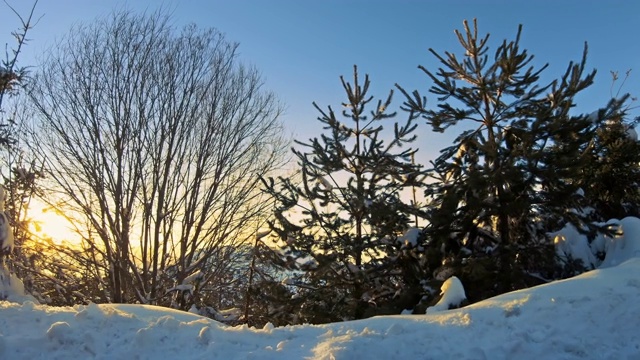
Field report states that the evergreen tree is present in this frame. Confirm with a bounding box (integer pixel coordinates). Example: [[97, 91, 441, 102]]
[[243, 239, 301, 326], [397, 19, 624, 300], [262, 66, 427, 322], [578, 72, 640, 222], [0, 0, 40, 301]]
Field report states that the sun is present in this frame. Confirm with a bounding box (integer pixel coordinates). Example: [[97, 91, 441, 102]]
[[28, 199, 80, 245]]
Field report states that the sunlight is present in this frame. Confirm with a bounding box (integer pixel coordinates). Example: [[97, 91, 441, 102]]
[[28, 199, 80, 245]]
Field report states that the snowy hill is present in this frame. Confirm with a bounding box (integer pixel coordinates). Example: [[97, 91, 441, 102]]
[[3, 217, 640, 359], [1, 257, 639, 359]]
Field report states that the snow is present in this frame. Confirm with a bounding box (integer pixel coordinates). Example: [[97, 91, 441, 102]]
[[0, 185, 18, 301], [600, 217, 640, 268], [587, 109, 600, 123], [397, 227, 421, 247], [182, 270, 203, 285], [426, 276, 467, 313], [1, 218, 640, 358], [295, 255, 319, 270], [0, 272, 35, 303], [627, 126, 638, 141], [552, 216, 640, 270], [0, 211, 12, 253], [1, 257, 640, 359], [169, 284, 194, 294], [552, 223, 599, 269], [317, 176, 333, 190], [256, 230, 271, 239], [0, 186, 14, 253]]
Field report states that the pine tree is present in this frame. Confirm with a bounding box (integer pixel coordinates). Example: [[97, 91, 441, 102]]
[[578, 72, 640, 222], [262, 66, 427, 322], [0, 1, 39, 301], [397, 19, 623, 300]]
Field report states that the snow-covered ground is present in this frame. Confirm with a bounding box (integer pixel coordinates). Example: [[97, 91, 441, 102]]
[[2, 218, 640, 359], [1, 258, 638, 359]]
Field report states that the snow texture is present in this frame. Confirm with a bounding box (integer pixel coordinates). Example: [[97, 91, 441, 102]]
[[627, 126, 638, 141], [587, 109, 600, 123], [0, 185, 19, 302], [0, 272, 36, 303], [600, 217, 640, 268], [0, 186, 14, 253], [256, 230, 271, 239], [182, 270, 203, 285], [426, 276, 467, 313], [317, 176, 333, 190], [1, 257, 640, 359], [398, 227, 421, 247], [552, 223, 599, 269], [1, 218, 640, 358], [552, 216, 640, 270]]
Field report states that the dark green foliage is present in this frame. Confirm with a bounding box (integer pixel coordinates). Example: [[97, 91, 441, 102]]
[[397, 19, 626, 300], [262, 66, 428, 323], [579, 104, 640, 221]]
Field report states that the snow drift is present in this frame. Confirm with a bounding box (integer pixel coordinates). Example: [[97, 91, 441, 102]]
[[0, 257, 638, 359], [1, 217, 640, 359]]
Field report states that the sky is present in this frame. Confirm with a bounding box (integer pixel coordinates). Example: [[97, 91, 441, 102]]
[[1, 0, 639, 165]]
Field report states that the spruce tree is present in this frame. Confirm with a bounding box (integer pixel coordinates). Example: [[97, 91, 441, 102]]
[[397, 19, 623, 300], [262, 66, 427, 322], [579, 88, 640, 222]]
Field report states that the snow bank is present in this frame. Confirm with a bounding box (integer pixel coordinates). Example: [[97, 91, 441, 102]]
[[553, 217, 640, 270], [552, 222, 599, 269], [600, 217, 640, 268], [2, 258, 640, 359], [2, 216, 640, 359], [426, 276, 467, 313], [0, 272, 37, 303]]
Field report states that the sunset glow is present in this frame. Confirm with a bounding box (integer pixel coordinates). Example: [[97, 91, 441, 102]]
[[28, 200, 78, 245]]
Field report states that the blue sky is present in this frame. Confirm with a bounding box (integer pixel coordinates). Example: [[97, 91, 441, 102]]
[[2, 0, 639, 163]]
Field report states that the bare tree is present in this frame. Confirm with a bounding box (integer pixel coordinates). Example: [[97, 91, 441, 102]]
[[28, 10, 288, 308]]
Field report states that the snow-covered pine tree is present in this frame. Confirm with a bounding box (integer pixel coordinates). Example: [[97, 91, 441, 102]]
[[0, 185, 16, 298], [397, 19, 624, 300], [579, 94, 640, 222], [0, 1, 39, 302], [262, 66, 427, 322]]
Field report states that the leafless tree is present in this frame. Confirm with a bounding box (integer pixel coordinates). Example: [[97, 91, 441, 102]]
[[28, 10, 288, 308]]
